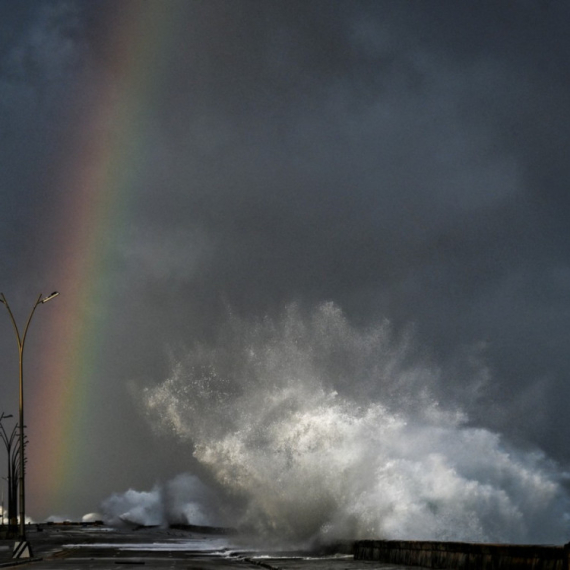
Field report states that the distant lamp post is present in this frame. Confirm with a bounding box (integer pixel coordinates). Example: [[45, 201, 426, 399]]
[[0, 292, 59, 554], [0, 413, 13, 528], [0, 416, 18, 531]]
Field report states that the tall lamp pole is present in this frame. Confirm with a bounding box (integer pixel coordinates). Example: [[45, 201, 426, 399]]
[[0, 292, 59, 547]]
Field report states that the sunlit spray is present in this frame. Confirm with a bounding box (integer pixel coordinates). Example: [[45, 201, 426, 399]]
[[141, 303, 570, 545]]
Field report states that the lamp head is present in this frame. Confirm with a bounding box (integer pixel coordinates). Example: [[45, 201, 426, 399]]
[[41, 292, 59, 304]]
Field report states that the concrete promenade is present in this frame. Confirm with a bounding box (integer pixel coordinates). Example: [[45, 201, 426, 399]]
[[0, 524, 416, 570]]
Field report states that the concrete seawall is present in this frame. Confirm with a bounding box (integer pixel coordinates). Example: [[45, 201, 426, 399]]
[[354, 540, 568, 570]]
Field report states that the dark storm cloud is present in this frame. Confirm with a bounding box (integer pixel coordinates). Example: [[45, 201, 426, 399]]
[[2, 0, 570, 518], [110, 0, 570, 457], [0, 0, 84, 287]]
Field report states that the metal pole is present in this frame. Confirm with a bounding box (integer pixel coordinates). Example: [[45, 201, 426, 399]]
[[0, 415, 15, 531], [14, 293, 40, 541], [17, 342, 24, 539]]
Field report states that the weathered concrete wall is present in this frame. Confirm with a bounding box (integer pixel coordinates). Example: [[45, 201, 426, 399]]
[[354, 540, 567, 570]]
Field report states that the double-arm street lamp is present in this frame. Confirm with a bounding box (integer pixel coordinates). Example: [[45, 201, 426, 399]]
[[0, 292, 59, 545]]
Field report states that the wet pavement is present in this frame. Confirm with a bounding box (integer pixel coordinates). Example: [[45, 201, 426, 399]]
[[0, 524, 418, 570]]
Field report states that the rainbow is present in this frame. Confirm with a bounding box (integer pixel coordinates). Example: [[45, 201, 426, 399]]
[[27, 2, 184, 518]]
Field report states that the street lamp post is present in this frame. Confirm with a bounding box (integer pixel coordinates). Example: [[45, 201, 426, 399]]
[[0, 292, 59, 553], [0, 413, 15, 530]]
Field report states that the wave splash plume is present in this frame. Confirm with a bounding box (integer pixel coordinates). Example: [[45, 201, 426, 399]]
[[142, 303, 570, 545]]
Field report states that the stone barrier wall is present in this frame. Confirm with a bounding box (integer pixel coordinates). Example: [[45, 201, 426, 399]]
[[354, 540, 568, 570]]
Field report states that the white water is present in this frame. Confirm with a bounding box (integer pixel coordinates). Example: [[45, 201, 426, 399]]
[[100, 474, 221, 528], [63, 539, 232, 552], [138, 303, 570, 545]]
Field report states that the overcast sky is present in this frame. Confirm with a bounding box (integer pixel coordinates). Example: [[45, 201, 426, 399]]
[[1, 0, 570, 530]]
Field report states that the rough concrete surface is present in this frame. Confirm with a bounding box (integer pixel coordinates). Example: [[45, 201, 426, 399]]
[[0, 525, 416, 570]]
